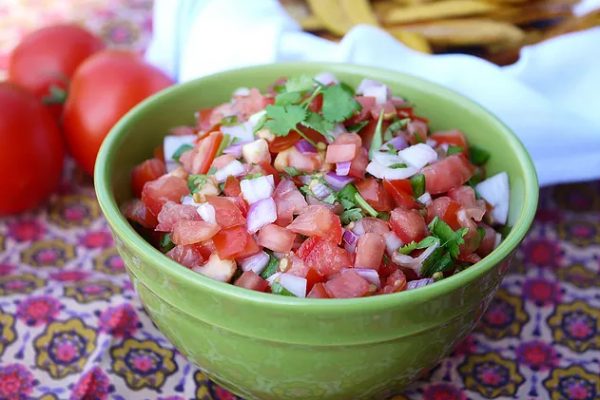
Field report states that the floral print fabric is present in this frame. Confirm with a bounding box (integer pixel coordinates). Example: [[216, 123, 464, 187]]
[[0, 2, 599, 399]]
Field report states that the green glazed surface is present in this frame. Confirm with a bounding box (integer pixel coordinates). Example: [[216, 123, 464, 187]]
[[95, 63, 538, 400]]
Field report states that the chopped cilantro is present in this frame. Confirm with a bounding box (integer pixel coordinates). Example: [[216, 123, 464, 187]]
[[398, 236, 440, 255], [337, 184, 358, 210], [322, 193, 337, 204], [477, 227, 486, 244], [347, 120, 369, 133], [389, 163, 408, 169], [172, 144, 193, 162], [160, 233, 175, 253], [321, 84, 361, 123], [260, 254, 279, 279], [469, 145, 491, 166], [386, 143, 399, 155], [188, 174, 208, 194], [264, 104, 306, 136], [378, 211, 390, 221], [411, 174, 426, 197], [446, 145, 463, 156], [369, 110, 384, 160], [215, 134, 232, 157], [383, 118, 409, 141], [285, 75, 314, 93], [354, 192, 378, 217], [243, 172, 264, 180], [467, 168, 486, 188], [275, 91, 302, 106], [271, 281, 296, 296], [252, 112, 268, 133], [283, 166, 301, 177], [421, 247, 453, 277], [341, 208, 363, 225], [220, 115, 238, 126], [428, 217, 468, 259], [207, 167, 217, 175], [302, 111, 334, 137]]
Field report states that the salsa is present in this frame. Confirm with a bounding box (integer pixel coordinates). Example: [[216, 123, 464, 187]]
[[124, 73, 510, 299]]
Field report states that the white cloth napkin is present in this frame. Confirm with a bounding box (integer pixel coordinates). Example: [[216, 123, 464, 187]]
[[147, 0, 600, 186]]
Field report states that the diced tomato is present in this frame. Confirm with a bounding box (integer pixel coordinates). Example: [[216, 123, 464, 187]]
[[422, 154, 475, 195], [390, 208, 428, 243], [325, 270, 370, 298], [333, 132, 362, 148], [356, 217, 390, 235], [305, 268, 326, 292], [383, 179, 418, 210], [131, 158, 167, 198], [348, 147, 369, 179], [358, 118, 377, 149], [196, 107, 215, 131], [156, 201, 200, 232], [273, 178, 307, 226], [257, 224, 296, 253], [223, 176, 241, 197], [286, 254, 309, 277], [153, 145, 164, 162], [406, 120, 428, 145], [166, 244, 205, 269], [234, 271, 269, 292], [172, 220, 220, 245], [258, 162, 281, 186], [431, 130, 468, 151], [371, 101, 396, 120], [232, 88, 269, 119], [448, 186, 478, 208], [287, 205, 343, 244], [354, 233, 386, 269], [349, 96, 376, 124], [205, 196, 246, 228], [308, 93, 323, 113], [325, 144, 356, 164], [396, 106, 415, 120], [123, 199, 157, 228], [427, 197, 461, 230], [211, 154, 236, 170], [356, 178, 393, 212], [477, 224, 497, 257], [307, 282, 330, 298], [212, 225, 257, 259], [269, 126, 325, 153], [380, 270, 407, 294], [459, 227, 481, 257], [287, 147, 323, 173], [141, 174, 189, 216], [195, 241, 216, 260], [299, 237, 352, 277], [189, 131, 223, 174]]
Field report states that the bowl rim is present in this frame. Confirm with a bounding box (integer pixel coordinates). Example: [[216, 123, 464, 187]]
[[95, 62, 539, 311]]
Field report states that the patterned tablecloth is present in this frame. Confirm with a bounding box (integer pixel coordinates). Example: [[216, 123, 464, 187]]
[[0, 2, 599, 399]]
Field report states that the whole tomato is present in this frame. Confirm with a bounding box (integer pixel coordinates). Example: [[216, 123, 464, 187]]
[[8, 24, 104, 119], [63, 50, 173, 175], [0, 83, 65, 215]]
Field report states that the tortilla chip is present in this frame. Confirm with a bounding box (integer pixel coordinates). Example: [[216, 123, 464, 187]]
[[380, 0, 498, 25]]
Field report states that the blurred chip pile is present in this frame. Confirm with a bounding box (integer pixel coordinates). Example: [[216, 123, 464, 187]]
[[280, 0, 600, 64]]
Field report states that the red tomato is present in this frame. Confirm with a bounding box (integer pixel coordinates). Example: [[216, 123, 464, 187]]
[[273, 179, 307, 226], [172, 220, 220, 245], [257, 224, 296, 253], [141, 175, 188, 217], [334, 132, 362, 147], [477, 224, 497, 257], [383, 179, 418, 209], [427, 197, 461, 230], [258, 162, 281, 186], [213, 226, 258, 259], [299, 237, 351, 278], [305, 268, 326, 292], [8, 24, 104, 120], [0, 83, 65, 215], [423, 155, 475, 195], [223, 176, 242, 197], [196, 107, 214, 131], [348, 147, 369, 179], [205, 196, 246, 228], [131, 158, 166, 198], [166, 244, 205, 269], [355, 178, 393, 212], [358, 217, 390, 235], [235, 271, 268, 292], [308, 93, 323, 113], [122, 199, 157, 228], [380, 270, 407, 294], [287, 205, 342, 244], [354, 233, 386, 269], [390, 208, 428, 243], [155, 201, 200, 232], [325, 270, 370, 298], [325, 143, 357, 163], [269, 126, 325, 153], [63, 50, 173, 175], [307, 283, 330, 298], [191, 131, 223, 174], [431, 130, 468, 150]]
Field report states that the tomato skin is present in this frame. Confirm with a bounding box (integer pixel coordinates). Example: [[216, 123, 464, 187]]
[[383, 179, 418, 210], [63, 50, 173, 175], [257, 224, 296, 253], [390, 208, 428, 244], [287, 205, 343, 244], [299, 237, 351, 278], [431, 130, 468, 151], [269, 125, 326, 153], [235, 271, 268, 292], [356, 178, 393, 212], [213, 225, 258, 259], [8, 24, 104, 119], [191, 131, 223, 174], [141, 175, 188, 217], [422, 154, 475, 195], [223, 176, 242, 197], [427, 197, 461, 230], [131, 158, 166, 198], [325, 270, 370, 298], [205, 196, 246, 228], [349, 147, 369, 179], [354, 233, 386, 269], [307, 282, 330, 298], [0, 83, 65, 215], [122, 199, 157, 229]]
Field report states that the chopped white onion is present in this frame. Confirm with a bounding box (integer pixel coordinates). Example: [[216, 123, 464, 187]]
[[417, 192, 432, 205], [196, 203, 216, 224], [351, 219, 366, 236], [366, 161, 418, 180], [233, 87, 250, 97], [353, 268, 381, 287], [314, 72, 339, 86], [476, 172, 510, 225], [494, 232, 502, 249], [383, 231, 403, 256], [240, 175, 275, 204], [407, 278, 434, 290], [398, 143, 438, 169], [163, 134, 197, 162], [247, 197, 277, 233], [214, 160, 245, 183], [192, 254, 236, 282], [267, 272, 281, 285], [181, 195, 199, 206], [220, 122, 254, 143], [239, 251, 270, 274], [248, 110, 266, 129], [372, 151, 402, 167], [278, 273, 307, 298], [357, 79, 390, 105], [392, 241, 439, 277], [242, 139, 270, 164]]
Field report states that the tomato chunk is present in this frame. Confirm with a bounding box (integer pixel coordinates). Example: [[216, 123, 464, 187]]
[[123, 199, 157, 228], [427, 197, 461, 230], [307, 282, 330, 298], [186, 131, 223, 174], [212, 225, 257, 259], [172, 220, 220, 245], [422, 154, 475, 195], [354, 233, 385, 269], [223, 176, 241, 197], [348, 147, 369, 179], [156, 201, 200, 232], [166, 244, 205, 269], [273, 178, 307, 226], [380, 270, 407, 294], [325, 143, 357, 163], [257, 224, 296, 253], [299, 237, 351, 278], [431, 130, 468, 150], [383, 179, 417, 210], [131, 158, 166, 198], [235, 271, 268, 292], [325, 270, 370, 298], [206, 196, 246, 228], [390, 208, 428, 244], [356, 178, 393, 212], [141, 174, 189, 216], [287, 205, 342, 244]]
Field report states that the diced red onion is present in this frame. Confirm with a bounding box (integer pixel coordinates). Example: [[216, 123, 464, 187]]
[[310, 181, 332, 200], [343, 229, 358, 253], [384, 231, 403, 255], [248, 110, 266, 130], [214, 160, 245, 182], [298, 175, 312, 185], [407, 278, 434, 290], [366, 161, 418, 180], [335, 161, 351, 176], [426, 139, 437, 147], [476, 172, 510, 225], [351, 219, 365, 236], [382, 136, 408, 151], [196, 203, 217, 224], [417, 192, 432, 205], [356, 79, 390, 105], [324, 172, 354, 190], [314, 72, 339, 86], [353, 268, 381, 287], [295, 139, 317, 154], [239, 251, 270, 274], [220, 122, 254, 143], [240, 175, 275, 204], [398, 143, 438, 169], [278, 273, 307, 298], [223, 143, 244, 158], [247, 197, 277, 233]]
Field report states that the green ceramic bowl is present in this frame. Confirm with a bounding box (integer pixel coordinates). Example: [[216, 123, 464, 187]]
[[95, 63, 538, 400]]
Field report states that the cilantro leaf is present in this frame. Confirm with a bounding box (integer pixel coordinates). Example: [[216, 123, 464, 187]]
[[172, 144, 193, 162], [389, 163, 408, 169], [215, 134, 231, 157], [354, 192, 378, 217], [160, 233, 175, 253], [283, 166, 301, 177], [264, 104, 306, 136], [384, 118, 409, 141], [421, 247, 453, 277], [446, 145, 464, 156], [188, 174, 209, 194], [220, 115, 238, 126], [369, 110, 384, 160], [341, 208, 364, 225], [302, 112, 334, 137], [275, 91, 302, 106], [348, 120, 369, 133], [469, 145, 491, 166], [285, 75, 314, 93], [337, 184, 358, 210], [398, 236, 440, 255], [428, 217, 468, 258], [321, 84, 361, 123]]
